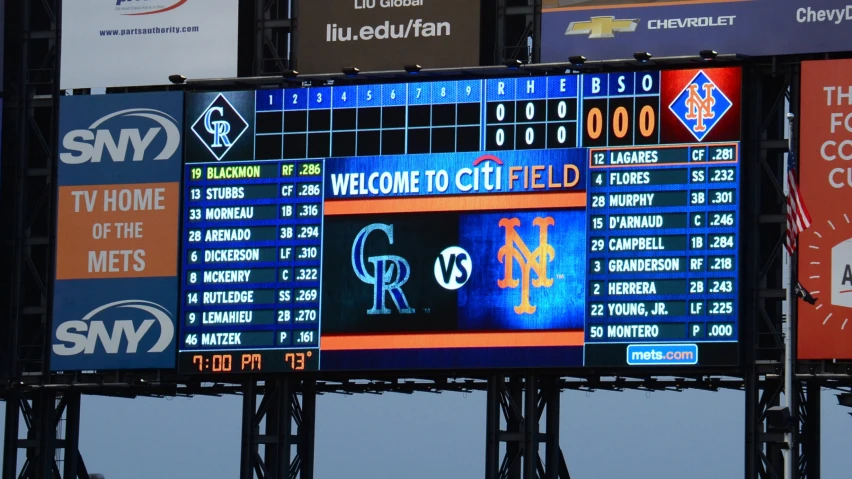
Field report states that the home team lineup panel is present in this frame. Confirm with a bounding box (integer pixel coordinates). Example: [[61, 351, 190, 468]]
[[179, 69, 741, 373]]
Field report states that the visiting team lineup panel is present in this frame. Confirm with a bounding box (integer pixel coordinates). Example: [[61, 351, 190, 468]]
[[179, 67, 742, 374]]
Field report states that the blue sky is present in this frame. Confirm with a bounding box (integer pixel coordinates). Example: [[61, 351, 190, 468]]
[[3, 387, 850, 478]]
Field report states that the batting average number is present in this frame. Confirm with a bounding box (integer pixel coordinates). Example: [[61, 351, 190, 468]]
[[586, 105, 656, 140]]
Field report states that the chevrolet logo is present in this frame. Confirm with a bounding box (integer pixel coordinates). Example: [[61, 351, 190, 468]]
[[565, 16, 639, 39]]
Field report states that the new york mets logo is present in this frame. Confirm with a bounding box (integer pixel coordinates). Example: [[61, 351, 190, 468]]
[[669, 70, 732, 142], [685, 83, 716, 133], [497, 217, 555, 314]]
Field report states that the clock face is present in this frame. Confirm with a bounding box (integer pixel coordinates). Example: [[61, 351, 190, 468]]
[[799, 213, 852, 359], [805, 215, 852, 323]]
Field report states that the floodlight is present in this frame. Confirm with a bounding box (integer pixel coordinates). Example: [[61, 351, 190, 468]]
[[568, 55, 587, 66], [633, 51, 652, 62], [342, 66, 360, 76], [503, 59, 523, 69], [765, 406, 791, 432], [404, 64, 422, 74], [168, 74, 187, 85], [699, 50, 718, 61], [282, 69, 299, 78]]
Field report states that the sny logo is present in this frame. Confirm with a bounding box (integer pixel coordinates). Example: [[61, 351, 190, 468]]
[[191, 93, 249, 161], [351, 224, 414, 315], [669, 70, 732, 142], [497, 217, 555, 314], [60, 108, 180, 164], [53, 300, 174, 356]]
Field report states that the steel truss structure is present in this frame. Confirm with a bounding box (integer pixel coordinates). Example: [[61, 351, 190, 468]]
[[240, 380, 316, 479], [494, 0, 542, 65], [742, 60, 792, 479], [1, 0, 60, 379], [246, 0, 294, 76], [0, 1, 850, 478], [3, 392, 88, 479], [485, 375, 567, 479]]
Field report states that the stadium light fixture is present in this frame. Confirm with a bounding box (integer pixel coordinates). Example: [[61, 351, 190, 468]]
[[282, 69, 299, 79], [699, 50, 718, 61], [168, 74, 187, 85], [568, 55, 587, 66], [503, 59, 524, 69], [633, 52, 652, 63], [404, 64, 422, 74], [342, 66, 360, 76]]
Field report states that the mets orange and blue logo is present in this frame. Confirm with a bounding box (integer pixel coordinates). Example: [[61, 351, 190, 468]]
[[668, 70, 733, 142], [497, 217, 555, 314]]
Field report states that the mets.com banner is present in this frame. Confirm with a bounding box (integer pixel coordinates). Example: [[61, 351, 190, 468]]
[[60, 0, 237, 89], [541, 0, 852, 62], [51, 92, 183, 371]]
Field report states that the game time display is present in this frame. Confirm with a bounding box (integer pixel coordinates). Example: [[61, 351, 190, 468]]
[[179, 67, 742, 374]]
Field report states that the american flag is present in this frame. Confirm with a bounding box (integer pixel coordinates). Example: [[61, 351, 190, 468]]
[[785, 136, 811, 255]]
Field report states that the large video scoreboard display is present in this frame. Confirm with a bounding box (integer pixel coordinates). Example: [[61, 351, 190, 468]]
[[180, 67, 742, 374]]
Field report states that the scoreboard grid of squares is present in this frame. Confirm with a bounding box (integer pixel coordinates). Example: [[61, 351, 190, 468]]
[[251, 73, 666, 161]]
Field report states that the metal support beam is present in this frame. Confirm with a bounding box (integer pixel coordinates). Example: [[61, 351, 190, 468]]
[[239, 380, 317, 479], [485, 375, 570, 479], [494, 0, 541, 64], [1, 0, 61, 379], [796, 382, 820, 479], [1, 393, 87, 479], [253, 0, 293, 75], [742, 61, 798, 479]]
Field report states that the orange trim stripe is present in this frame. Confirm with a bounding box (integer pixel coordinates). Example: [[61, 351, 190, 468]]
[[321, 331, 585, 351], [324, 192, 586, 215]]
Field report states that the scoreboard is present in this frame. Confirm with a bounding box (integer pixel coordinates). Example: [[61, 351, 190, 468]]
[[179, 67, 742, 374]]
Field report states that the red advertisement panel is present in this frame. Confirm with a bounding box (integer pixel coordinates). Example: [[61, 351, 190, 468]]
[[799, 59, 852, 359]]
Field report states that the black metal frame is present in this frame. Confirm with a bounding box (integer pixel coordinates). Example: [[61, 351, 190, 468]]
[[0, 0, 61, 380], [247, 0, 294, 76], [495, 0, 542, 65], [3, 392, 89, 479], [240, 379, 316, 479], [485, 375, 568, 479], [741, 59, 795, 479]]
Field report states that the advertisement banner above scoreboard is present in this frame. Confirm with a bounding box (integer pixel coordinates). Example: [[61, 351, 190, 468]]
[[51, 93, 183, 371], [541, 0, 852, 62], [295, 0, 481, 74], [60, 0, 238, 89], [798, 59, 852, 360]]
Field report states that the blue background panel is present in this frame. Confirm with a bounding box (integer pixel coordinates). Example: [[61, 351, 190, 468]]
[[52, 277, 178, 371], [458, 210, 586, 331]]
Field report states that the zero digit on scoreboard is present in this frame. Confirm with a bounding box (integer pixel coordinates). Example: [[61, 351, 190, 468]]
[[583, 99, 659, 147]]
